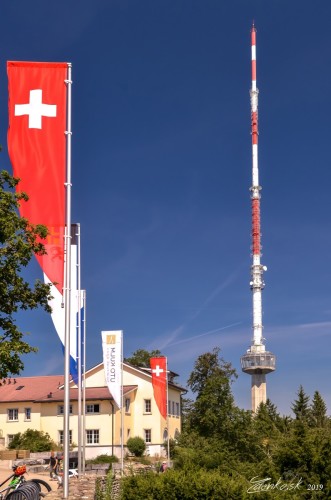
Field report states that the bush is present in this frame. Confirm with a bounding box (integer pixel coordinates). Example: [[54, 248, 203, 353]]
[[86, 454, 118, 464], [126, 437, 146, 457], [120, 469, 255, 500], [8, 429, 56, 452]]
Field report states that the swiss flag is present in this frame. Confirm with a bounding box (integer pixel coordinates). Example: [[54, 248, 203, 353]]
[[7, 61, 68, 293], [150, 357, 167, 419]]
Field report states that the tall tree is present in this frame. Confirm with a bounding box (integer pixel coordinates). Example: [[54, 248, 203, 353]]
[[186, 347, 237, 438], [291, 385, 311, 421], [0, 170, 52, 378], [310, 391, 328, 428]]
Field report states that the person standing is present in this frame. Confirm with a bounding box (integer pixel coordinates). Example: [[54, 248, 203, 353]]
[[49, 451, 58, 480]]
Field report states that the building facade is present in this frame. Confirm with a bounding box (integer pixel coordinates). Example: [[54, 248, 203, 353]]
[[0, 362, 185, 459]]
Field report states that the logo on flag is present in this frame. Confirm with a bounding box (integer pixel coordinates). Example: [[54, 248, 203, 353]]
[[102, 330, 123, 408], [150, 357, 167, 419]]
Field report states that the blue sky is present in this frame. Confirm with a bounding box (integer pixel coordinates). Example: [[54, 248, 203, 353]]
[[1, 1, 331, 416]]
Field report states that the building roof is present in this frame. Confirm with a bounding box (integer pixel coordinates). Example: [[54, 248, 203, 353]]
[[35, 385, 138, 403], [0, 359, 186, 404], [0, 376, 64, 402], [0, 376, 137, 403]]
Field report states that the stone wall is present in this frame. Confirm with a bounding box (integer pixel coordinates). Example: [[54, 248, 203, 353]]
[[46, 474, 98, 500]]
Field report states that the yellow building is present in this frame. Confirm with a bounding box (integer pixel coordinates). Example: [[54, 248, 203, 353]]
[[0, 362, 185, 459]]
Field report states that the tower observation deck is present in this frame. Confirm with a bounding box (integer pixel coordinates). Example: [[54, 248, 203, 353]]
[[240, 25, 276, 412]]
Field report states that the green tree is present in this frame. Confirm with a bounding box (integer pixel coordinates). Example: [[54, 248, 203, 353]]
[[291, 385, 311, 421], [0, 170, 52, 378], [310, 391, 328, 428], [124, 349, 163, 368], [8, 429, 56, 452], [186, 347, 237, 438]]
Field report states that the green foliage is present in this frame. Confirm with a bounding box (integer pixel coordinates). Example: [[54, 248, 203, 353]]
[[119, 349, 331, 498], [120, 468, 259, 500], [86, 454, 118, 464], [162, 438, 177, 459], [310, 391, 328, 428], [0, 170, 52, 378], [8, 428, 56, 452], [126, 436, 146, 457], [185, 347, 237, 438], [124, 349, 163, 368], [95, 472, 114, 500], [291, 385, 311, 421]]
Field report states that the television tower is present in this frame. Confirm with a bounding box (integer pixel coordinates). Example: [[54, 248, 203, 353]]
[[240, 25, 276, 413]]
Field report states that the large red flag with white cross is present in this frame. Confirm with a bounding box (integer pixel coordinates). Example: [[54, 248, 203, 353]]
[[7, 61, 67, 294], [150, 357, 167, 419]]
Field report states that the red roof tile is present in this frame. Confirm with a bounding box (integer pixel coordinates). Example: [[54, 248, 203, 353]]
[[0, 375, 137, 403]]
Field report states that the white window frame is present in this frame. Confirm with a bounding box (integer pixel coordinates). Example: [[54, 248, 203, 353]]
[[58, 404, 73, 415], [86, 429, 99, 444], [86, 404, 100, 414], [144, 429, 152, 443], [24, 407, 31, 421], [7, 409, 18, 422], [125, 398, 130, 413], [144, 399, 151, 414], [59, 430, 72, 445]]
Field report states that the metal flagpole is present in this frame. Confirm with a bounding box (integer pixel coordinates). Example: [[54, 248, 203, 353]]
[[76, 224, 82, 476], [82, 290, 86, 474], [166, 357, 170, 467], [121, 333, 124, 474], [63, 63, 73, 499]]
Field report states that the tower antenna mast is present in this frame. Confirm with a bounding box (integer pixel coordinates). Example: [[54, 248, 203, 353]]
[[240, 25, 276, 412]]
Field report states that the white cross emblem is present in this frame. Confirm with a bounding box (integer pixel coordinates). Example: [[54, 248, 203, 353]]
[[152, 365, 164, 377], [15, 89, 57, 129]]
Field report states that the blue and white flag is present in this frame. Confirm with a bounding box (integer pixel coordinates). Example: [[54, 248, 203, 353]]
[[46, 223, 82, 383]]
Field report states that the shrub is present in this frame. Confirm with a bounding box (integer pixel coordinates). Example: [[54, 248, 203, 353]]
[[86, 454, 118, 464], [120, 469, 254, 500], [126, 437, 146, 457], [8, 429, 56, 452]]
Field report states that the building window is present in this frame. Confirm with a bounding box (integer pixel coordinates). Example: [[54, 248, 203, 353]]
[[58, 405, 73, 415], [127, 429, 131, 439], [163, 429, 168, 441], [86, 430, 99, 444], [24, 408, 31, 421], [176, 402, 180, 417], [86, 404, 100, 414], [7, 409, 18, 421], [172, 401, 175, 416], [168, 400, 171, 415], [144, 399, 151, 413], [144, 429, 152, 443], [125, 398, 130, 413], [7, 435, 15, 446], [59, 430, 72, 445]]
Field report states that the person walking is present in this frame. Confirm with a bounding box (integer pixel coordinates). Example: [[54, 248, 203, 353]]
[[49, 451, 58, 480]]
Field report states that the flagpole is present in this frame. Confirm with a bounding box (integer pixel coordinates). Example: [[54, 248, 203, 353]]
[[76, 224, 82, 476], [121, 332, 124, 474], [63, 62, 73, 500], [82, 290, 86, 474], [166, 357, 170, 467]]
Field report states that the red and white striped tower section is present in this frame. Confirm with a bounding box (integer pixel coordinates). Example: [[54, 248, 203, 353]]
[[240, 25, 276, 413]]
